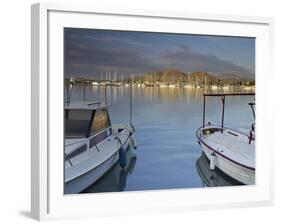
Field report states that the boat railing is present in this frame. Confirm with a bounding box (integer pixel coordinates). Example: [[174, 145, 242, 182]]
[[91, 140, 100, 152], [65, 83, 74, 105], [65, 78, 134, 127], [64, 152, 73, 166], [248, 102, 255, 119], [115, 127, 133, 148]]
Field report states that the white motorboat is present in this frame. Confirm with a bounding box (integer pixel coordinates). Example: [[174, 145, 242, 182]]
[[168, 84, 176, 88], [92, 81, 100, 86], [159, 84, 169, 88], [184, 84, 193, 89], [196, 93, 255, 185], [222, 85, 230, 90], [210, 85, 218, 90], [64, 101, 137, 194], [137, 83, 145, 87]]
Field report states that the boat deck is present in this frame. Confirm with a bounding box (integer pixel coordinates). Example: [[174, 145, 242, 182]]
[[202, 129, 255, 168]]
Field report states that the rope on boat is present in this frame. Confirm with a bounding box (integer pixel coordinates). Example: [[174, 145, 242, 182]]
[[248, 130, 254, 144], [124, 124, 137, 149]]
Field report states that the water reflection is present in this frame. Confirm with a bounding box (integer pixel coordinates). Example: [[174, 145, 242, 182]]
[[196, 153, 243, 187], [67, 85, 254, 106]]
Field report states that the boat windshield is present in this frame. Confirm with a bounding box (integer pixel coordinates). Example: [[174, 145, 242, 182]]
[[90, 109, 111, 135], [65, 109, 92, 138]]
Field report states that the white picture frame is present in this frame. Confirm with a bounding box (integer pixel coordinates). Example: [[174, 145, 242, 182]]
[[31, 2, 274, 221]]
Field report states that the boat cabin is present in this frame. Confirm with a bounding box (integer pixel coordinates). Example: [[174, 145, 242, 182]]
[[65, 102, 112, 143]]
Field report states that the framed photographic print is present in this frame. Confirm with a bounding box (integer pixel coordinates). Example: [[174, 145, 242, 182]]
[[31, 2, 274, 221]]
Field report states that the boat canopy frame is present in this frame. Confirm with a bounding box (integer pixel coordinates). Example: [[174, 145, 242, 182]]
[[65, 78, 134, 126], [202, 93, 255, 128]]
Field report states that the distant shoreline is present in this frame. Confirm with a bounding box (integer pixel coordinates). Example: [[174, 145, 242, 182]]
[[65, 78, 255, 90]]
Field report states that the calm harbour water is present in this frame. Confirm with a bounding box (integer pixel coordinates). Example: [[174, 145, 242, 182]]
[[67, 85, 255, 192]]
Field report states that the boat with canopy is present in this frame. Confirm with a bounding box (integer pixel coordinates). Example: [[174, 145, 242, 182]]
[[196, 93, 255, 185], [64, 83, 137, 194]]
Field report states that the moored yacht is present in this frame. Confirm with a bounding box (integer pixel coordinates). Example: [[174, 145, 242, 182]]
[[159, 83, 169, 88], [168, 84, 176, 88], [210, 85, 218, 90], [184, 84, 193, 88], [92, 81, 100, 86], [64, 101, 137, 194], [196, 93, 255, 185]]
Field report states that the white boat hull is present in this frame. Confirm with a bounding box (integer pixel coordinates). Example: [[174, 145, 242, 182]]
[[65, 151, 119, 194], [196, 125, 255, 185], [65, 124, 136, 194], [196, 153, 242, 187], [201, 144, 255, 185]]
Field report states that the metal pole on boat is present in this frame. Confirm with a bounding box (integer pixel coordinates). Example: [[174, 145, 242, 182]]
[[130, 75, 133, 125], [105, 84, 107, 105], [249, 102, 255, 119], [203, 95, 206, 128], [67, 83, 73, 105], [66, 82, 69, 103], [221, 95, 225, 128], [83, 81, 86, 102]]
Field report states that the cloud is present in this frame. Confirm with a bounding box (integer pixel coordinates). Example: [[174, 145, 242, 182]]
[[175, 43, 192, 51], [64, 29, 253, 78], [155, 46, 250, 75], [65, 40, 162, 76]]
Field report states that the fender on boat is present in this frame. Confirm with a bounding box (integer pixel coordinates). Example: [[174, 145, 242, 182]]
[[118, 146, 127, 168], [115, 136, 127, 168], [210, 152, 216, 170]]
